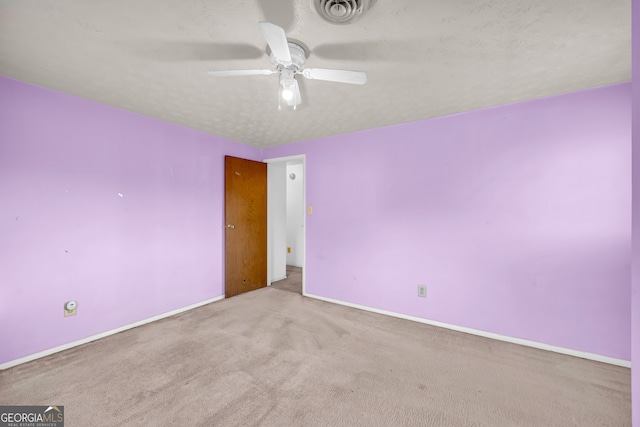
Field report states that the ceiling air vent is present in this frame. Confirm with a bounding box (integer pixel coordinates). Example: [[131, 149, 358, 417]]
[[314, 0, 377, 25]]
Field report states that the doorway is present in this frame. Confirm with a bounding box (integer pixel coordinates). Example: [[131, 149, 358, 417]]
[[265, 155, 306, 295]]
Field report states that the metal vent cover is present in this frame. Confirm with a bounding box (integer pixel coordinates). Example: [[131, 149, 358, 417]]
[[314, 0, 377, 25]]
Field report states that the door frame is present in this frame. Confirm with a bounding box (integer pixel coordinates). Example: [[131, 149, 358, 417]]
[[264, 154, 307, 296]]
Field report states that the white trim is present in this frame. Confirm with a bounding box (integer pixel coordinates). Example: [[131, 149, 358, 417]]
[[302, 157, 306, 295], [264, 155, 305, 164], [0, 295, 225, 371], [304, 293, 631, 368]]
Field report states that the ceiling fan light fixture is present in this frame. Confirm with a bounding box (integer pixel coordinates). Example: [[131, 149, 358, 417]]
[[281, 88, 294, 101], [280, 70, 295, 101]]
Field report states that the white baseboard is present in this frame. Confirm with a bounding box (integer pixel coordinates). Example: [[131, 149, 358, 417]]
[[0, 295, 225, 371], [304, 293, 631, 368], [4, 292, 630, 370]]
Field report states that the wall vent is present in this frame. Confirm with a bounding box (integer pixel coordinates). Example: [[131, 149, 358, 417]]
[[314, 0, 377, 25]]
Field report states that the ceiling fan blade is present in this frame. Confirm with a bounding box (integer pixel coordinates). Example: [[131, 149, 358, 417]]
[[286, 79, 302, 106], [258, 21, 292, 64], [207, 69, 276, 77], [301, 68, 367, 85]]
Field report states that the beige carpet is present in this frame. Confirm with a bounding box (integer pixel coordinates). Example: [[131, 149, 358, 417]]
[[270, 265, 302, 294], [0, 287, 630, 426]]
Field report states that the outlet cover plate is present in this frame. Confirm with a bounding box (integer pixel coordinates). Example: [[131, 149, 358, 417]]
[[418, 285, 427, 298]]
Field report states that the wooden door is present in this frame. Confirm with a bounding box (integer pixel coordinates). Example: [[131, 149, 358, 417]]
[[225, 156, 267, 298]]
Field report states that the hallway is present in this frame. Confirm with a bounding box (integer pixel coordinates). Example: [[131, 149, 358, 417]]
[[271, 265, 302, 294]]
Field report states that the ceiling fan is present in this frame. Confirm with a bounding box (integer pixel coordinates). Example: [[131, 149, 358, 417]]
[[207, 22, 368, 107]]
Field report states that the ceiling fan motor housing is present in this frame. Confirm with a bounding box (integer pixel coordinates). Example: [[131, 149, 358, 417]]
[[270, 42, 307, 71], [314, 0, 377, 25]]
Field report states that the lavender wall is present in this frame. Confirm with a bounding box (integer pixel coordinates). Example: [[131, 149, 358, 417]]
[[0, 76, 261, 365], [0, 75, 631, 368], [266, 84, 631, 360], [632, 0, 640, 423]]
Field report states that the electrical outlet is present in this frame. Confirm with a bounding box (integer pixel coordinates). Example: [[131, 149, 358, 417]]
[[64, 300, 77, 317], [418, 285, 427, 298]]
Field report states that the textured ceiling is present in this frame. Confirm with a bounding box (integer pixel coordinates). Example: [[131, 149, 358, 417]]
[[0, 0, 631, 147]]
